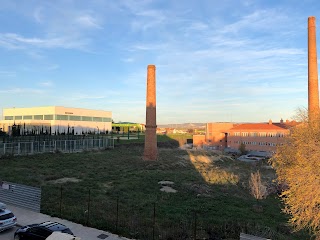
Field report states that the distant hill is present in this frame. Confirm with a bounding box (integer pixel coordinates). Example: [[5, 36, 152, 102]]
[[158, 123, 206, 129]]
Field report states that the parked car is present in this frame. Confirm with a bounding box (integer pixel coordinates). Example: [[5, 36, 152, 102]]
[[46, 231, 80, 240], [237, 154, 265, 162], [0, 202, 17, 232], [14, 221, 74, 240], [223, 147, 241, 155]]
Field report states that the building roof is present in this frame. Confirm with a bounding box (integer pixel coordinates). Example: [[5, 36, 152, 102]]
[[273, 121, 300, 129], [229, 123, 288, 131]]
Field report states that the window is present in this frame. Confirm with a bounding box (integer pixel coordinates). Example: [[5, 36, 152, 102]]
[[69, 115, 81, 121], [4, 116, 13, 120], [29, 227, 52, 237], [23, 115, 32, 120], [44, 115, 54, 120], [14, 116, 22, 120], [103, 117, 111, 122], [93, 117, 102, 122], [233, 132, 240, 136], [241, 132, 248, 137], [34, 115, 43, 120], [260, 132, 267, 137], [82, 116, 92, 121], [0, 212, 14, 220], [56, 115, 68, 121]]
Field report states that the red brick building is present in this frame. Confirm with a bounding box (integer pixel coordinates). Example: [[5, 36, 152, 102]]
[[227, 120, 290, 152], [193, 120, 297, 152]]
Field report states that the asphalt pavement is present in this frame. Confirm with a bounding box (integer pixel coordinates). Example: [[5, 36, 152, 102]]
[[0, 204, 132, 240], [0, 226, 17, 240]]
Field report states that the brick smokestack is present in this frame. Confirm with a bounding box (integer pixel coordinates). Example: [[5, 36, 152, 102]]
[[308, 16, 320, 120], [143, 65, 158, 160]]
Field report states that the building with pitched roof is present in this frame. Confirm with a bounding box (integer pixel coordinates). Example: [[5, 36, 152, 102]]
[[193, 119, 298, 152], [227, 120, 290, 152]]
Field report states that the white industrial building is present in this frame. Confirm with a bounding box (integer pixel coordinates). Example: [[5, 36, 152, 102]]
[[0, 106, 112, 135]]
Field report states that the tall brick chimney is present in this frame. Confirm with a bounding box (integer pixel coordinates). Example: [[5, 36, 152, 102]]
[[143, 65, 158, 160], [308, 16, 320, 120]]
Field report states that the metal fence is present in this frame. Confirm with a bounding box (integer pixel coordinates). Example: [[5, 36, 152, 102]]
[[41, 186, 281, 240], [0, 181, 41, 212], [0, 137, 114, 156]]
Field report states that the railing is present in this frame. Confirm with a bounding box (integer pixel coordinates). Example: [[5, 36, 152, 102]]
[[0, 181, 41, 212], [0, 137, 114, 156]]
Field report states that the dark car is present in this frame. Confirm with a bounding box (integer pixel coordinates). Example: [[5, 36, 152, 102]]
[[14, 221, 74, 240]]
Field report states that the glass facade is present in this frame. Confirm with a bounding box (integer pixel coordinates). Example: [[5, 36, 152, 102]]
[[34, 115, 43, 120], [4, 114, 112, 122], [93, 117, 102, 122], [69, 115, 81, 121], [23, 115, 32, 120], [56, 115, 68, 120], [44, 115, 54, 120], [82, 116, 92, 121]]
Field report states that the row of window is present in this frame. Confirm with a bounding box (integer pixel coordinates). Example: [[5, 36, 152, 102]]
[[232, 132, 285, 137], [233, 141, 283, 146], [4, 115, 112, 122]]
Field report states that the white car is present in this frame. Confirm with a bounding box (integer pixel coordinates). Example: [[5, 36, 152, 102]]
[[237, 154, 265, 162], [0, 202, 17, 232]]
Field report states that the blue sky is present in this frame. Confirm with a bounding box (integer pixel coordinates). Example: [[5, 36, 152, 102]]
[[0, 0, 318, 124]]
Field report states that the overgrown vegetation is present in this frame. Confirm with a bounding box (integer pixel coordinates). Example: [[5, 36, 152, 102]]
[[0, 136, 310, 239], [271, 109, 320, 239]]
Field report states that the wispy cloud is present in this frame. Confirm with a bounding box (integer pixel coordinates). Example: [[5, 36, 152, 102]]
[[75, 15, 102, 29], [0, 88, 45, 94], [39, 81, 54, 87], [0, 33, 90, 50]]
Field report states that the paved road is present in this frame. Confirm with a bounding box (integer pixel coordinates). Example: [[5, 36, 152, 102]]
[[0, 227, 17, 240]]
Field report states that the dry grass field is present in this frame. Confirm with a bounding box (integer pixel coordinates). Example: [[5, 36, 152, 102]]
[[0, 135, 310, 239]]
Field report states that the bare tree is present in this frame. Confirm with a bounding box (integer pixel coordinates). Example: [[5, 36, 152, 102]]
[[249, 170, 267, 200]]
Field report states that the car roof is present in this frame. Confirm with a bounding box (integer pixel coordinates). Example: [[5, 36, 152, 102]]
[[38, 222, 69, 231]]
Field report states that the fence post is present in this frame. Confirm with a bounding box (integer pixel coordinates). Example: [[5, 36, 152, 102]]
[[3, 143, 6, 155], [18, 142, 20, 155], [43, 141, 46, 153], [31, 142, 33, 154], [153, 202, 156, 240], [116, 196, 119, 233], [86, 189, 91, 226], [128, 127, 130, 140], [193, 211, 197, 240], [60, 185, 63, 218]]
